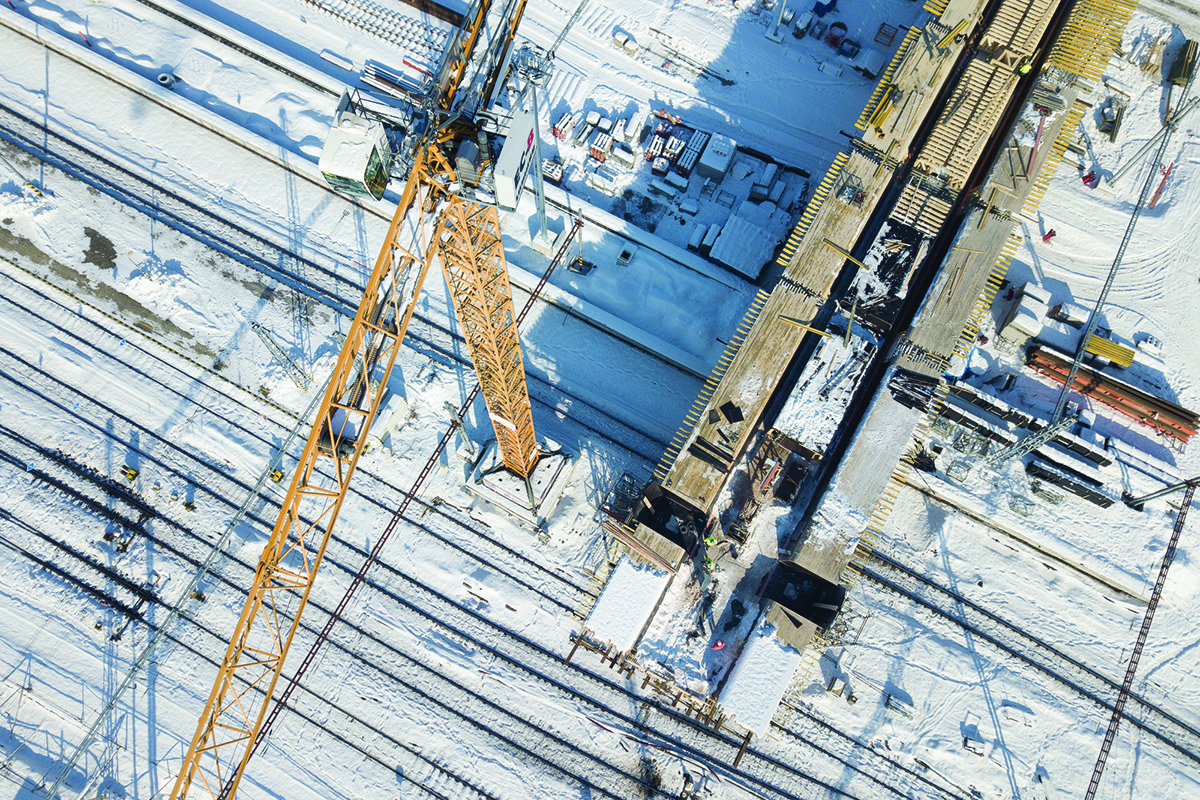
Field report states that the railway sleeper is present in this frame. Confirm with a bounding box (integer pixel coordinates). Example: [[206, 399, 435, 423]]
[[17, 460, 148, 540]]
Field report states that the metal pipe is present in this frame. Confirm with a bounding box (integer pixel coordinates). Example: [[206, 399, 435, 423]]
[[1125, 476, 1200, 510]]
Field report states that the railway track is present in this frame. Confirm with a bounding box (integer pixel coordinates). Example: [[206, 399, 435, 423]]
[[0, 444, 493, 800], [0, 259, 642, 611], [0, 236, 606, 611], [0, 494, 496, 800], [0, 509, 150, 623], [1, 426, 678, 800], [126, 0, 344, 96], [292, 0, 456, 50], [860, 552, 1200, 766], [3, 444, 814, 800], [0, 326, 961, 800], [772, 705, 974, 800], [0, 289, 589, 616], [0, 100, 670, 461], [0, 99, 357, 313]]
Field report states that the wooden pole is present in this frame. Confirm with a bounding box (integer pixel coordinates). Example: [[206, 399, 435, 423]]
[[565, 627, 588, 664], [733, 730, 753, 768]]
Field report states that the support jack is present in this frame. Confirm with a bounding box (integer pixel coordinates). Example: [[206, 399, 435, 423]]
[[467, 438, 573, 529]]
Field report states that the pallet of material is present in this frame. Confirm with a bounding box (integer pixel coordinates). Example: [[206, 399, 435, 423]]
[[541, 158, 565, 185], [552, 112, 576, 140], [1085, 335, 1135, 368], [665, 132, 691, 159], [676, 147, 701, 177], [1027, 346, 1200, 442], [646, 135, 666, 160], [1026, 460, 1113, 507], [573, 121, 596, 147], [676, 131, 709, 178], [590, 132, 614, 161], [684, 131, 710, 158]]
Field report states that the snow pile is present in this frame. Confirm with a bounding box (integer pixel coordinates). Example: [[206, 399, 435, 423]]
[[718, 618, 803, 735], [586, 555, 671, 651], [773, 321, 876, 455]]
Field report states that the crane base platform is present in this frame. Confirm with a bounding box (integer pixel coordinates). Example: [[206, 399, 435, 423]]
[[531, 219, 568, 256], [466, 439, 573, 529]]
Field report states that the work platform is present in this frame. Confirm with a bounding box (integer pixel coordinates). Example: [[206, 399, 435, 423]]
[[655, 0, 1007, 518], [812, 0, 1138, 583]]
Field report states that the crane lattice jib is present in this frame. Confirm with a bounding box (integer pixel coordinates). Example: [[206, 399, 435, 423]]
[[1051, 111, 1180, 423], [435, 0, 527, 111], [435, 0, 494, 109], [169, 151, 441, 800], [174, 0, 535, 794], [478, 0, 533, 104], [1084, 482, 1195, 799], [436, 198, 539, 475], [548, 0, 589, 60]]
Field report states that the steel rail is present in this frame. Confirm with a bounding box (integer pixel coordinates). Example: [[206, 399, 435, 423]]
[[861, 554, 1200, 765]]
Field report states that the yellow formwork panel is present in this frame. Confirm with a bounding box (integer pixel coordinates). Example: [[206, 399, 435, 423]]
[[1049, 0, 1137, 79], [1086, 335, 1136, 367]]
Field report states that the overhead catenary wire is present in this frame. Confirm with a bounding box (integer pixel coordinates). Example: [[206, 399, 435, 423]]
[[41, 389, 323, 800]]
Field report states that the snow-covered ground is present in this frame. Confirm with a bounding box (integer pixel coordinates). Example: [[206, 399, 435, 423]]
[[0, 0, 1198, 799], [824, 11, 1200, 800]]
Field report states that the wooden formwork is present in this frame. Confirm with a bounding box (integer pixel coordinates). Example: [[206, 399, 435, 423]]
[[1050, 0, 1139, 80], [856, 28, 923, 132], [566, 628, 757, 766], [981, 0, 1059, 56], [892, 181, 955, 237], [915, 62, 1017, 190]]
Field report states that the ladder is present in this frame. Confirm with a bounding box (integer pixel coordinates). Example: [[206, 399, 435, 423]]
[[1084, 482, 1195, 799]]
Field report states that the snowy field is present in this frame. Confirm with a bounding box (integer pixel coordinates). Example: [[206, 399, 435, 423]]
[[0, 0, 1198, 799]]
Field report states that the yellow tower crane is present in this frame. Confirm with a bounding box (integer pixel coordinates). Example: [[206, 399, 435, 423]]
[[169, 1, 546, 797]]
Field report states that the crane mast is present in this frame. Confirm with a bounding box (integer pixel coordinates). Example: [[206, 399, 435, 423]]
[[170, 151, 441, 800], [171, 0, 539, 795]]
